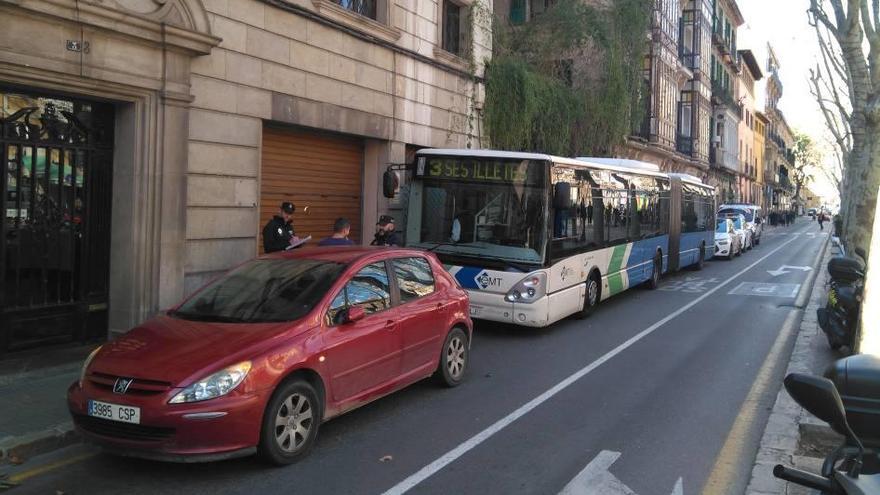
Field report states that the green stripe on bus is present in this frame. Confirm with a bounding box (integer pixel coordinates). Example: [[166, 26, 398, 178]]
[[606, 245, 627, 295]]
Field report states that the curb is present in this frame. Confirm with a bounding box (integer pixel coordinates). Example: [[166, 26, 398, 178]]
[[744, 234, 839, 495], [0, 422, 80, 467]]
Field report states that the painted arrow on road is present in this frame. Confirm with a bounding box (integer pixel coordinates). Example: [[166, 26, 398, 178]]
[[767, 265, 812, 277], [559, 450, 683, 495]]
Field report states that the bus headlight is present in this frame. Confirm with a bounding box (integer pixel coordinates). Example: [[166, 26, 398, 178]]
[[505, 273, 547, 304]]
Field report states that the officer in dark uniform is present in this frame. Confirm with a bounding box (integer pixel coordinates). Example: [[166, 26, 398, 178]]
[[371, 215, 401, 246], [262, 202, 296, 253]]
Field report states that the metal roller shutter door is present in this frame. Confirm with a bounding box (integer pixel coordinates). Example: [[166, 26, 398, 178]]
[[260, 127, 364, 252]]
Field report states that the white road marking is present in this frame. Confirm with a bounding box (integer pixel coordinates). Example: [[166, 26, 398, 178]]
[[559, 451, 634, 495], [558, 450, 684, 495], [380, 234, 801, 495], [767, 265, 812, 277], [728, 282, 801, 298]]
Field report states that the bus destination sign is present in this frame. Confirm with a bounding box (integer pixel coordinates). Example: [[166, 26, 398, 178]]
[[419, 158, 537, 185]]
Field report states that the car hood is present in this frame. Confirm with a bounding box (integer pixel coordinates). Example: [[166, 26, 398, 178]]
[[89, 314, 302, 385], [715, 233, 730, 240]]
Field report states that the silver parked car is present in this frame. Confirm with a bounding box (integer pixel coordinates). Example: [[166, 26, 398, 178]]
[[714, 218, 742, 260]]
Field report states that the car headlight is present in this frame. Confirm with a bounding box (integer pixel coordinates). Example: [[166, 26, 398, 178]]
[[79, 346, 103, 387], [169, 361, 251, 404]]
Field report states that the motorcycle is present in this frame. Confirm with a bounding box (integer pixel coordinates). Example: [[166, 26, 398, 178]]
[[818, 248, 867, 351], [773, 354, 880, 494]]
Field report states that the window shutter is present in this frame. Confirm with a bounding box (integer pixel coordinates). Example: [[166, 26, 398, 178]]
[[510, 0, 526, 24]]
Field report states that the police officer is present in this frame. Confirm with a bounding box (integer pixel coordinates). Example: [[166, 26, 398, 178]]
[[371, 215, 400, 246], [263, 202, 296, 253]]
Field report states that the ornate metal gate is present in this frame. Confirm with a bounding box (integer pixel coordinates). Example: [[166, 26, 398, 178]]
[[1, 89, 114, 352]]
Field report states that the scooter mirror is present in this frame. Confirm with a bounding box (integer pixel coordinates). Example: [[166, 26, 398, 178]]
[[784, 373, 852, 437], [855, 247, 867, 261]]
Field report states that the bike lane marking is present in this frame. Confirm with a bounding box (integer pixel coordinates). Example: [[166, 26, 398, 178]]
[[381, 234, 802, 495]]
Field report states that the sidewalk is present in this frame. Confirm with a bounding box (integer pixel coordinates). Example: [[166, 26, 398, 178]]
[[745, 234, 845, 495], [0, 344, 95, 465]]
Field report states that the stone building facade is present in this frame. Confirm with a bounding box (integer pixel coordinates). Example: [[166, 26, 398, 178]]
[[762, 45, 795, 213], [754, 110, 768, 209], [736, 49, 761, 204], [707, 0, 743, 205], [0, 0, 492, 351], [622, 0, 713, 180]]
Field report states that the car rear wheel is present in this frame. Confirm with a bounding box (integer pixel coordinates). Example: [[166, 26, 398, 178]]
[[436, 327, 468, 387], [258, 380, 321, 465], [577, 272, 601, 319]]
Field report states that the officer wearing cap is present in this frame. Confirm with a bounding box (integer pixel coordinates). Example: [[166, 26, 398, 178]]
[[262, 202, 296, 253], [371, 215, 400, 246]]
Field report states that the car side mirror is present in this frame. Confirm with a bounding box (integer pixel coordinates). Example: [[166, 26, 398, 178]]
[[783, 373, 852, 437], [344, 306, 366, 324]]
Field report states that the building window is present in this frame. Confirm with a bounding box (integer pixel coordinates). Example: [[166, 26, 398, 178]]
[[530, 0, 557, 19], [510, 0, 526, 24], [442, 1, 462, 55], [335, 0, 377, 19]]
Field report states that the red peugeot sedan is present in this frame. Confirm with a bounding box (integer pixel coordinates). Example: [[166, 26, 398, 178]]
[[67, 247, 472, 464]]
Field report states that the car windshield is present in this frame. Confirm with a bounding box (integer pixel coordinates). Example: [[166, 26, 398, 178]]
[[731, 217, 743, 229], [406, 156, 548, 265], [716, 221, 728, 233], [172, 259, 345, 323], [719, 207, 754, 222]]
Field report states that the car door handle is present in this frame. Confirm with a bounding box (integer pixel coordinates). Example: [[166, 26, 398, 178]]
[[385, 320, 396, 329]]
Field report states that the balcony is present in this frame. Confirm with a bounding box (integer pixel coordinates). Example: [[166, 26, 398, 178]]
[[679, 51, 700, 71], [712, 83, 741, 114], [778, 174, 793, 191], [676, 135, 694, 155], [711, 30, 728, 55]]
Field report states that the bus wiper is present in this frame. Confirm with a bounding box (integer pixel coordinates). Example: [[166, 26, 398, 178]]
[[424, 242, 486, 252], [478, 256, 534, 273]]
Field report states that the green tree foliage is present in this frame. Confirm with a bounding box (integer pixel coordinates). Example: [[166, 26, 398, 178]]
[[484, 0, 651, 156]]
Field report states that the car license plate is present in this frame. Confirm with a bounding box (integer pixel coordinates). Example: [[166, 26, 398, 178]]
[[469, 306, 481, 316], [88, 400, 140, 424]]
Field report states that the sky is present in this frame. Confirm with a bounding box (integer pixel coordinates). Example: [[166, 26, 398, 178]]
[[736, 0, 839, 205]]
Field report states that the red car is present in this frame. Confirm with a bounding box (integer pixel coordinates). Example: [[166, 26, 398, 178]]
[[67, 247, 472, 464]]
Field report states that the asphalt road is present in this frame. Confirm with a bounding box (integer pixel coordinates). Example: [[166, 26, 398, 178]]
[[9, 219, 829, 495]]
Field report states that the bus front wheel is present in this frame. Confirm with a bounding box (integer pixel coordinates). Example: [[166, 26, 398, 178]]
[[577, 272, 601, 319]]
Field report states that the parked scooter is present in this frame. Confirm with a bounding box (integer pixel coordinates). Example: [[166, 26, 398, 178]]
[[773, 354, 880, 493], [818, 248, 867, 351]]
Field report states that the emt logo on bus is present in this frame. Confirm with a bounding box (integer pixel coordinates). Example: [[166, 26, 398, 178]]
[[475, 270, 502, 290]]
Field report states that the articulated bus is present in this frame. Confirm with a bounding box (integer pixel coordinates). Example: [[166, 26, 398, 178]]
[[402, 149, 715, 327]]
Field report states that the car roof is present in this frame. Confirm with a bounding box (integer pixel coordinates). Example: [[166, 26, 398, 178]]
[[259, 246, 431, 264]]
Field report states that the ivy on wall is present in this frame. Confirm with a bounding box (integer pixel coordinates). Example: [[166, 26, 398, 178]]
[[483, 0, 651, 156]]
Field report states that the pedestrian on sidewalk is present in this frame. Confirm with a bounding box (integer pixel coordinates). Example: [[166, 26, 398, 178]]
[[371, 215, 400, 246], [318, 218, 355, 246], [262, 201, 296, 253], [818, 211, 825, 231]]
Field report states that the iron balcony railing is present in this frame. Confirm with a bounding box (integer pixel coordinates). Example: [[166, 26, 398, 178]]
[[676, 135, 694, 155]]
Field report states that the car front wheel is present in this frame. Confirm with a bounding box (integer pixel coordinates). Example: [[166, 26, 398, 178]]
[[436, 327, 468, 387], [258, 379, 321, 465]]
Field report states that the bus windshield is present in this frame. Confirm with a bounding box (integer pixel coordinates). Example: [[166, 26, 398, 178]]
[[406, 156, 548, 265]]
